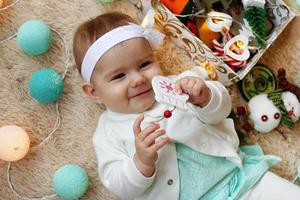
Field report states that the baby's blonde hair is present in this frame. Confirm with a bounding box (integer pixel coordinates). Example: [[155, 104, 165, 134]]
[[73, 12, 137, 74]]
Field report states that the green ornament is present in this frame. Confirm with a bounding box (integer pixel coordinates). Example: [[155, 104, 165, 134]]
[[244, 6, 267, 47], [239, 64, 277, 101]]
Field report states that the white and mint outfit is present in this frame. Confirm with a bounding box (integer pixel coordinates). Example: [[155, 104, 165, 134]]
[[176, 143, 279, 200], [93, 73, 300, 200]]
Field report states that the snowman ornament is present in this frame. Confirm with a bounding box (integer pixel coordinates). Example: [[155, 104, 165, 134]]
[[248, 91, 300, 133]]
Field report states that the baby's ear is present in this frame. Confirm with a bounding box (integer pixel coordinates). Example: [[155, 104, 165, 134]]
[[82, 83, 98, 99]]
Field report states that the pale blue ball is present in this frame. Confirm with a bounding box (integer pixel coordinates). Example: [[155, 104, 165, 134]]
[[29, 68, 63, 104], [296, 0, 300, 8], [17, 20, 52, 56], [52, 164, 89, 200]]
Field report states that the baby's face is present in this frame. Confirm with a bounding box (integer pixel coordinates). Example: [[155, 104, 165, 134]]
[[90, 37, 162, 113]]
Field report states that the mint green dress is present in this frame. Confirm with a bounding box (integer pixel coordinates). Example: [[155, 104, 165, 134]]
[[176, 143, 281, 200]]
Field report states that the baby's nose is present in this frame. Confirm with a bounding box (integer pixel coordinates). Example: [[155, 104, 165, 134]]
[[130, 73, 147, 88]]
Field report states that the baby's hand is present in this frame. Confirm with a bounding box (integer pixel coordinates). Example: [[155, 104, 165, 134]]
[[175, 76, 211, 107], [133, 115, 169, 177]]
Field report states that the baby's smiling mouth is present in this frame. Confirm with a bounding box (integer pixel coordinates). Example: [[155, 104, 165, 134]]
[[129, 88, 152, 99]]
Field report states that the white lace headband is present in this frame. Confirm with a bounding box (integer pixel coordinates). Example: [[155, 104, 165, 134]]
[[81, 23, 165, 83]]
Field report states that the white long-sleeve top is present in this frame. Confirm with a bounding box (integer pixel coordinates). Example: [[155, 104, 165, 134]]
[[93, 77, 240, 200]]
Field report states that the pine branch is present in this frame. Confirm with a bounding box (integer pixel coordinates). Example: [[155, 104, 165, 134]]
[[244, 6, 267, 47]]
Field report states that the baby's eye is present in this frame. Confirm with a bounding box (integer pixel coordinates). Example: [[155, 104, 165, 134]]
[[140, 61, 152, 69], [111, 73, 125, 81]]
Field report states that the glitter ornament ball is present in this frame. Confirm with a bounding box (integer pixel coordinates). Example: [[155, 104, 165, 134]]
[[52, 164, 89, 200], [29, 68, 64, 104], [17, 20, 52, 56], [0, 125, 30, 162]]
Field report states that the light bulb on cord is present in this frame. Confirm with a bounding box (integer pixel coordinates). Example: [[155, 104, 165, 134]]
[[0, 125, 30, 162]]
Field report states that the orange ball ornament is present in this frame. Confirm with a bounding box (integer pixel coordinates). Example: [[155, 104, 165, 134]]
[[197, 17, 221, 49], [160, 0, 190, 15], [0, 0, 3, 8]]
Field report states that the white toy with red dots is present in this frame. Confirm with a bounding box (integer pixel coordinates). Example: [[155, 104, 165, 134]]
[[248, 91, 300, 133], [152, 75, 189, 111]]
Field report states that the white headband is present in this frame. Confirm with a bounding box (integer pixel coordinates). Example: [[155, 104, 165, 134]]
[[81, 24, 165, 83]]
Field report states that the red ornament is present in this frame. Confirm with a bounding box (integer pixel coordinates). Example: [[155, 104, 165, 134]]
[[236, 106, 246, 116], [277, 68, 300, 102], [164, 110, 172, 118], [185, 21, 197, 35], [278, 68, 286, 77], [242, 122, 252, 132]]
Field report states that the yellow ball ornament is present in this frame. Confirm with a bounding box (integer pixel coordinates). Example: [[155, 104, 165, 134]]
[[0, 0, 3, 8], [0, 125, 30, 162]]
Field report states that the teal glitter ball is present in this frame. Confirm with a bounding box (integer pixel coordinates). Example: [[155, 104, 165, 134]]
[[29, 68, 63, 104], [52, 164, 89, 200], [17, 20, 52, 56]]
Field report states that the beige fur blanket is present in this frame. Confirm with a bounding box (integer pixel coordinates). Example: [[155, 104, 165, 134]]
[[0, 0, 299, 199]]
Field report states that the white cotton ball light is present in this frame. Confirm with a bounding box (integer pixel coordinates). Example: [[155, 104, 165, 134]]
[[0, 125, 30, 162]]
